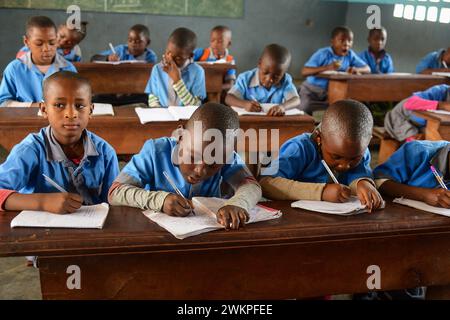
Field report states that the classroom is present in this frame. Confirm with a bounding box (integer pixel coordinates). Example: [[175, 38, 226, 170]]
[[0, 0, 449, 304]]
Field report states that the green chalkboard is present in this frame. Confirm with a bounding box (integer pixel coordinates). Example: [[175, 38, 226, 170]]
[[0, 0, 244, 18]]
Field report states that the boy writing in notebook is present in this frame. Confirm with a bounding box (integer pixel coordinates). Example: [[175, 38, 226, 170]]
[[416, 47, 450, 74], [0, 71, 119, 213], [194, 25, 236, 90], [298, 26, 370, 115], [359, 27, 394, 74], [92, 24, 157, 63], [145, 27, 206, 107], [0, 16, 77, 107], [17, 21, 88, 62], [109, 102, 262, 230], [374, 140, 450, 208], [260, 99, 383, 212], [225, 44, 300, 116], [385, 84, 449, 142]]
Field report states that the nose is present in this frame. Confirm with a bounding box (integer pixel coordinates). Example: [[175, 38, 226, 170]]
[[65, 106, 78, 119]]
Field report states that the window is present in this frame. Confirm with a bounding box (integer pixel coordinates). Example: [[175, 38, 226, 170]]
[[393, 0, 450, 23]]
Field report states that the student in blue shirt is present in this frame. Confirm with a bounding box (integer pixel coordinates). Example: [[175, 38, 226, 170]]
[[385, 84, 450, 142], [260, 99, 383, 212], [298, 26, 370, 115], [375, 140, 450, 208], [109, 103, 262, 230], [145, 27, 206, 107], [416, 47, 450, 74], [225, 44, 300, 116], [92, 24, 157, 63], [359, 27, 394, 74], [0, 16, 77, 108], [0, 71, 119, 213]]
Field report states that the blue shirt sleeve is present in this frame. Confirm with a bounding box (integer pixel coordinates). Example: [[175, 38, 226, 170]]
[[146, 49, 158, 64], [100, 144, 120, 202], [193, 48, 204, 61], [268, 138, 310, 179], [304, 49, 326, 67], [350, 51, 368, 68], [414, 84, 449, 101], [416, 52, 436, 73], [283, 75, 298, 99], [144, 65, 158, 95], [120, 140, 156, 187], [0, 63, 18, 105], [220, 152, 250, 185], [343, 149, 374, 185], [191, 65, 207, 101], [229, 73, 248, 98], [386, 54, 395, 73]]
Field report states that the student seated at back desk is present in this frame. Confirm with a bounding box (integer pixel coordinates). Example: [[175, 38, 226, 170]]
[[359, 27, 394, 74], [259, 99, 383, 212], [108, 102, 261, 230], [225, 44, 300, 116], [298, 26, 370, 115], [416, 47, 450, 74], [385, 84, 450, 142], [0, 71, 119, 213], [0, 16, 77, 108], [146, 27, 206, 107], [17, 21, 88, 63]]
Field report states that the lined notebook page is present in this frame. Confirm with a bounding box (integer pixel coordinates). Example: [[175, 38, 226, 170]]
[[291, 197, 383, 216], [393, 198, 450, 217], [231, 105, 303, 116], [11, 203, 109, 229]]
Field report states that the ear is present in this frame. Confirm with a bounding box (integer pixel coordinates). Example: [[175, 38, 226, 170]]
[[313, 128, 322, 145], [23, 35, 29, 47], [228, 40, 232, 48], [257, 57, 262, 68], [174, 124, 185, 143], [189, 52, 194, 59], [39, 102, 48, 119], [147, 38, 151, 47], [89, 103, 94, 118]]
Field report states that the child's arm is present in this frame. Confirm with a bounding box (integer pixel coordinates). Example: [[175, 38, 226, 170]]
[[148, 94, 162, 107], [3, 192, 82, 214], [347, 65, 371, 75], [301, 62, 339, 77], [224, 93, 261, 111]]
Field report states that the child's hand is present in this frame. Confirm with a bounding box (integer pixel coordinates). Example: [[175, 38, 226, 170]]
[[108, 54, 120, 62], [347, 67, 361, 75], [322, 184, 351, 203], [423, 189, 450, 208], [162, 194, 194, 217], [217, 205, 249, 230], [356, 180, 384, 212], [42, 193, 83, 214], [244, 100, 262, 112], [327, 61, 341, 71], [162, 53, 181, 83], [267, 105, 285, 117]]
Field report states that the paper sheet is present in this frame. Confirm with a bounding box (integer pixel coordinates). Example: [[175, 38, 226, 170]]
[[231, 105, 304, 116], [393, 198, 450, 217], [291, 196, 382, 216]]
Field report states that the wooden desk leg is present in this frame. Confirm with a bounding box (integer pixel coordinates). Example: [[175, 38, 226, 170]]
[[424, 118, 444, 141], [327, 81, 348, 105]]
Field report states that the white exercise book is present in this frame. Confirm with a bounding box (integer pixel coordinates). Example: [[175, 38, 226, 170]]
[[93, 60, 147, 65], [432, 72, 450, 78], [143, 197, 282, 239], [291, 196, 385, 216], [427, 110, 450, 116], [393, 198, 450, 217], [231, 105, 304, 116], [135, 106, 199, 124], [11, 203, 110, 229]]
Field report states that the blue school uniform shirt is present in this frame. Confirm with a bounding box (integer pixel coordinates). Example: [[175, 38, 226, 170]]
[[416, 49, 448, 74], [144, 61, 206, 107], [101, 44, 157, 63], [374, 140, 450, 189], [0, 127, 119, 205], [304, 47, 368, 90], [261, 133, 373, 184], [193, 47, 236, 80], [17, 46, 82, 62], [359, 49, 394, 74], [0, 51, 77, 107], [227, 68, 299, 104], [116, 137, 251, 199]]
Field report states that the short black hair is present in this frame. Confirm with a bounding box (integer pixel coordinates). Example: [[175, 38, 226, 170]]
[[321, 99, 373, 145], [169, 27, 197, 52], [331, 26, 353, 39], [26, 16, 57, 37], [130, 24, 150, 40], [368, 26, 387, 38], [187, 102, 239, 136], [43, 71, 92, 100], [59, 21, 88, 41], [211, 25, 232, 37], [261, 43, 291, 67]]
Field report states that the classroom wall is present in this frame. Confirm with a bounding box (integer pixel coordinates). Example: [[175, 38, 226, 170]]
[[0, 0, 348, 76], [345, 3, 448, 73]]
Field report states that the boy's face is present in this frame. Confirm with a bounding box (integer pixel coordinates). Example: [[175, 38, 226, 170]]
[[128, 30, 149, 57], [443, 48, 450, 65], [210, 30, 231, 57], [316, 131, 366, 173], [24, 26, 58, 66], [331, 32, 353, 57], [368, 30, 387, 53], [258, 55, 288, 89], [57, 25, 81, 50], [40, 79, 93, 146], [165, 41, 193, 68]]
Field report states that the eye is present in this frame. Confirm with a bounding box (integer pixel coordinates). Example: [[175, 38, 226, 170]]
[[53, 103, 65, 109], [75, 104, 85, 109]]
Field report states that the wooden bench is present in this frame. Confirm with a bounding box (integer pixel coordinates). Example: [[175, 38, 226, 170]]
[[373, 127, 401, 165]]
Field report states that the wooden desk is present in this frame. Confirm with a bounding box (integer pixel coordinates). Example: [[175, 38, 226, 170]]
[[413, 111, 450, 141], [0, 107, 314, 155], [318, 74, 449, 104], [74, 62, 236, 103], [2, 201, 450, 299], [421, 68, 450, 75]]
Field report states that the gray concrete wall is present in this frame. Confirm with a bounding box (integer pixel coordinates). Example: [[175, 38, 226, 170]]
[[0, 0, 348, 76]]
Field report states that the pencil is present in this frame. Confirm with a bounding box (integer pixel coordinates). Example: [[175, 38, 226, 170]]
[[430, 165, 448, 190], [321, 160, 339, 184], [163, 171, 195, 215], [43, 174, 67, 193]]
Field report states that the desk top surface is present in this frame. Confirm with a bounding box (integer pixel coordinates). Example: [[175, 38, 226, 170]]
[[74, 62, 236, 71], [1, 200, 450, 257], [414, 111, 450, 125], [317, 73, 447, 81]]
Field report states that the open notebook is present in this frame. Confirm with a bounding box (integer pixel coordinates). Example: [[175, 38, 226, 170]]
[[231, 105, 304, 116], [135, 106, 199, 124], [37, 103, 114, 116], [10, 203, 109, 229], [143, 197, 282, 239], [93, 60, 147, 65], [393, 198, 450, 217], [291, 197, 385, 216]]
